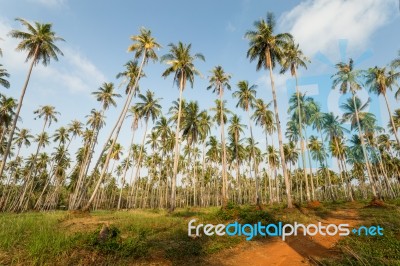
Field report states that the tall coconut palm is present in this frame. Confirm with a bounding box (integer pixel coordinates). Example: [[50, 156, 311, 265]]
[[228, 114, 246, 203], [13, 128, 33, 158], [116, 60, 145, 95], [131, 90, 162, 206], [233, 80, 261, 205], [252, 99, 275, 147], [198, 111, 212, 206], [16, 106, 59, 210], [332, 59, 377, 198], [83, 28, 160, 211], [288, 92, 313, 200], [281, 40, 311, 201], [245, 12, 293, 207], [0, 64, 10, 89], [161, 42, 205, 211], [88, 61, 144, 183], [76, 83, 120, 190], [0, 95, 17, 145], [0, 18, 64, 179], [365, 66, 400, 145], [207, 66, 231, 207]]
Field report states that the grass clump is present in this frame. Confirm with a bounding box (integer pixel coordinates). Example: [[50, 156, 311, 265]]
[[84, 224, 149, 258]]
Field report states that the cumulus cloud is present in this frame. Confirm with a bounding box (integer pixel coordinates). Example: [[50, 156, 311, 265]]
[[279, 0, 399, 56], [0, 18, 107, 94]]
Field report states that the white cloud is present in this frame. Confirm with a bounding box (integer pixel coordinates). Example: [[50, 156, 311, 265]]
[[279, 0, 398, 56], [256, 72, 289, 91], [27, 0, 67, 8], [0, 18, 107, 94]]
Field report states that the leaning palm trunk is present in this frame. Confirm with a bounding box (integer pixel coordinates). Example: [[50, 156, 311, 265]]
[[118, 128, 136, 209], [266, 50, 293, 208], [16, 119, 48, 212], [170, 77, 184, 212], [82, 55, 146, 211], [0, 46, 39, 180], [383, 92, 400, 146], [129, 119, 149, 208], [352, 92, 378, 198]]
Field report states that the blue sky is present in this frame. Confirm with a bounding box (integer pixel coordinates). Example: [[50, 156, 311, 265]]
[[0, 0, 399, 170]]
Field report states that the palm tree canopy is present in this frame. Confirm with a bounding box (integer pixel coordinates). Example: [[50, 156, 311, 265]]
[[341, 96, 373, 131], [86, 109, 105, 130], [0, 64, 10, 89], [8, 18, 64, 65], [252, 98, 274, 134], [207, 66, 231, 95], [233, 80, 257, 111], [365, 66, 399, 99], [116, 60, 146, 95], [210, 99, 231, 125], [245, 12, 292, 70], [136, 90, 162, 123], [228, 114, 246, 139], [128, 27, 161, 63], [280, 38, 309, 76], [161, 42, 205, 90], [34, 105, 60, 127], [332, 58, 363, 94], [92, 82, 121, 110]]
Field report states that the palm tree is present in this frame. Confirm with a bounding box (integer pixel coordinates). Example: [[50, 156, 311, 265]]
[[281, 39, 311, 201], [161, 42, 205, 211], [207, 66, 231, 207], [83, 28, 160, 211], [131, 90, 162, 205], [13, 128, 33, 157], [233, 80, 261, 205], [34, 105, 60, 133], [0, 95, 17, 145], [198, 111, 212, 207], [0, 18, 64, 179], [116, 60, 145, 95], [252, 99, 275, 147], [228, 114, 246, 203], [365, 66, 400, 145], [0, 64, 10, 89], [245, 12, 293, 208], [92, 82, 121, 111], [332, 59, 377, 198], [16, 106, 59, 210]]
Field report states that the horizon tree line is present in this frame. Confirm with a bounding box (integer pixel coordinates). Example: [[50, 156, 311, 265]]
[[0, 14, 400, 212]]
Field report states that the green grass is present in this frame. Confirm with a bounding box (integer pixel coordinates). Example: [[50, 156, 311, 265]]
[[1, 202, 399, 265], [321, 202, 400, 266]]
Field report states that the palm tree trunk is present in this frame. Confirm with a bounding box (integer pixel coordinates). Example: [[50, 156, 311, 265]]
[[220, 89, 228, 207], [118, 127, 136, 209], [383, 92, 400, 146], [170, 77, 184, 212], [0, 46, 39, 179], [81, 54, 146, 211], [266, 50, 293, 208], [294, 71, 311, 202], [303, 130, 315, 200], [130, 119, 149, 207], [352, 93, 377, 198]]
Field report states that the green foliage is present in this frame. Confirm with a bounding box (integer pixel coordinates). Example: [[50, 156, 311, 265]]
[[84, 225, 149, 258]]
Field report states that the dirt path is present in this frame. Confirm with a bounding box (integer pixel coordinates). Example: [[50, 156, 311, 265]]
[[207, 207, 361, 266]]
